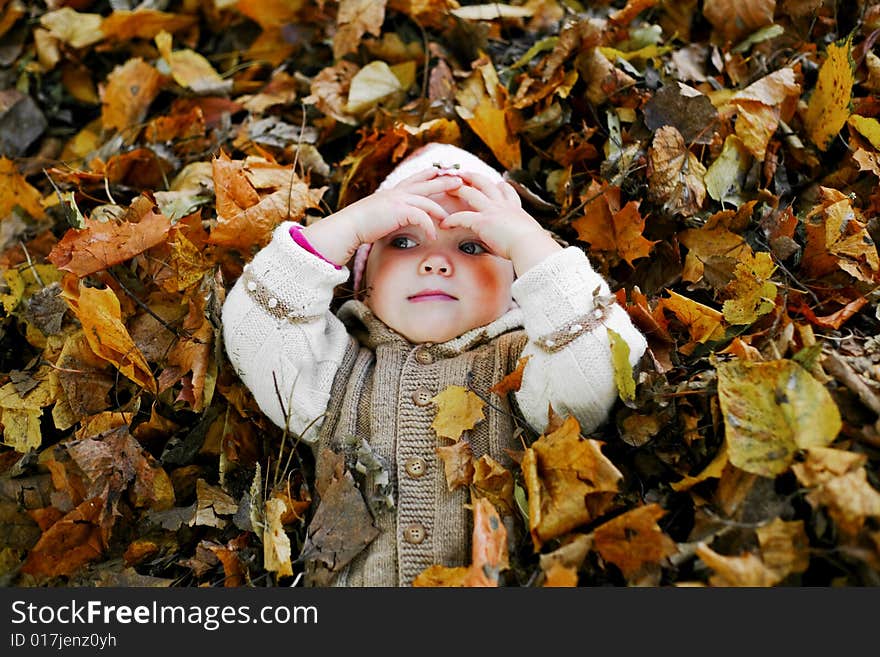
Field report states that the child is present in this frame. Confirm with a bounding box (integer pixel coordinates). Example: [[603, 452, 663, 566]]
[[221, 142, 648, 586]]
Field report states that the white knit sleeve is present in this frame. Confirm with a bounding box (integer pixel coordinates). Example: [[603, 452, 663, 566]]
[[221, 222, 352, 441], [511, 246, 648, 435]]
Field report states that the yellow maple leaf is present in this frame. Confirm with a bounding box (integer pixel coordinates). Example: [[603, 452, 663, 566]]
[[804, 36, 855, 151], [659, 290, 726, 353], [0, 157, 45, 219], [431, 385, 486, 441], [721, 251, 778, 325]]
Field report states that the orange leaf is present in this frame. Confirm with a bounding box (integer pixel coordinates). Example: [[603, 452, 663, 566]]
[[659, 290, 726, 350], [334, 0, 386, 60], [522, 416, 622, 549], [100, 58, 165, 135], [61, 283, 156, 391], [471, 455, 515, 517], [647, 125, 706, 216], [47, 195, 171, 277], [462, 497, 509, 587], [20, 498, 105, 578], [489, 355, 530, 395], [101, 9, 197, 41], [592, 504, 678, 580]]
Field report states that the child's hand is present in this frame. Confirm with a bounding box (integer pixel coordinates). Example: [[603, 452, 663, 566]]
[[440, 171, 561, 275], [301, 169, 462, 266]]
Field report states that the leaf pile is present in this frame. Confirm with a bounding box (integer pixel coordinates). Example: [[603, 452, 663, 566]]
[[2, 0, 880, 587]]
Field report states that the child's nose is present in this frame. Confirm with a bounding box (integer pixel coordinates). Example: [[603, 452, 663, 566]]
[[419, 252, 453, 276]]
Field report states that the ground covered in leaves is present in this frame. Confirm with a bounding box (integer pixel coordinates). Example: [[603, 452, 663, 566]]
[[1, 0, 880, 587]]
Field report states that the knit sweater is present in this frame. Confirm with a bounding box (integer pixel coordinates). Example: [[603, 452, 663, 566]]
[[221, 221, 648, 586]]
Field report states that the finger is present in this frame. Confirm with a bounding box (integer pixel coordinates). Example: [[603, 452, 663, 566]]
[[447, 184, 493, 211], [399, 174, 463, 197], [399, 193, 449, 221], [441, 210, 480, 230], [498, 181, 521, 205], [453, 170, 505, 200], [392, 168, 440, 187]]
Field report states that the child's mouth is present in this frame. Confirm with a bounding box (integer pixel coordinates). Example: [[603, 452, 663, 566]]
[[408, 290, 458, 302]]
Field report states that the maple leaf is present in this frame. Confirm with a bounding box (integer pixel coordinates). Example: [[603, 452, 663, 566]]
[[521, 416, 623, 549], [721, 250, 778, 325], [717, 358, 842, 477], [431, 385, 486, 441], [436, 440, 475, 491], [647, 125, 706, 217], [471, 455, 515, 517], [592, 504, 678, 580], [47, 195, 172, 277], [489, 355, 530, 396], [659, 290, 727, 353], [793, 447, 880, 537], [334, 0, 386, 60], [804, 36, 855, 151], [573, 185, 657, 266]]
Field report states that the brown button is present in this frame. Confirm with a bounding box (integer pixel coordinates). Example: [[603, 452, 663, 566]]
[[403, 524, 426, 544], [415, 349, 433, 365], [412, 387, 433, 406], [404, 457, 427, 478]]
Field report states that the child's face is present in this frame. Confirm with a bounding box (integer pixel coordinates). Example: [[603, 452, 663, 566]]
[[363, 193, 515, 344]]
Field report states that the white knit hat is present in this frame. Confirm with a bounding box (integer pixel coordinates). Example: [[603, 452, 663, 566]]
[[352, 142, 504, 294]]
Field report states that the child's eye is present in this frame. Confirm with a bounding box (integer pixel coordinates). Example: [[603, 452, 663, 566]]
[[391, 236, 417, 249], [459, 241, 487, 255]]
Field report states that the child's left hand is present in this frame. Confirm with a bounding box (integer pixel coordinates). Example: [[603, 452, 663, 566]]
[[440, 171, 561, 275]]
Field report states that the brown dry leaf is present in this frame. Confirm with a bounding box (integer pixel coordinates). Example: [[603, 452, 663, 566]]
[[101, 9, 197, 41], [208, 154, 323, 251], [206, 542, 246, 587], [431, 385, 486, 441], [47, 196, 172, 277], [489, 355, 530, 396], [801, 187, 880, 283], [522, 416, 623, 550], [574, 193, 657, 266], [803, 36, 855, 151], [702, 0, 775, 44], [717, 359, 841, 477], [793, 448, 880, 537], [61, 282, 155, 391], [412, 564, 470, 587], [647, 125, 706, 217], [20, 497, 105, 579], [263, 497, 293, 578], [303, 60, 360, 125], [471, 455, 514, 517], [729, 68, 801, 159], [695, 543, 781, 586], [756, 518, 810, 581], [100, 58, 165, 135], [0, 157, 45, 219], [157, 295, 215, 412], [193, 479, 238, 529], [436, 440, 474, 491], [592, 504, 678, 580], [299, 454, 379, 580], [50, 330, 115, 421], [455, 60, 522, 170], [678, 215, 751, 285], [334, 0, 386, 60]]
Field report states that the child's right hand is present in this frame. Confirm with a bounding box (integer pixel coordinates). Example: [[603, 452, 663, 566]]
[[301, 170, 462, 266]]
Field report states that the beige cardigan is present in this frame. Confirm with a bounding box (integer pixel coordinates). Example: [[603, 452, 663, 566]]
[[221, 222, 648, 585]]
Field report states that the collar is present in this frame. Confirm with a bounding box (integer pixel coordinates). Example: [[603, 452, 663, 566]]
[[336, 300, 524, 357]]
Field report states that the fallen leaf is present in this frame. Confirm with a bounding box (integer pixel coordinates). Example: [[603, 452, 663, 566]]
[[100, 58, 165, 136], [522, 416, 623, 549], [263, 497, 293, 578], [804, 36, 855, 151], [20, 498, 105, 579], [592, 504, 678, 580], [39, 7, 104, 49], [461, 497, 509, 587], [695, 543, 781, 586], [0, 157, 45, 219], [436, 440, 475, 491], [608, 327, 636, 404], [717, 358, 842, 477], [431, 385, 486, 441], [471, 455, 515, 517], [647, 125, 707, 216], [193, 479, 238, 529], [489, 355, 530, 395], [702, 0, 775, 44], [721, 250, 778, 325], [334, 0, 386, 60], [756, 518, 810, 580], [155, 31, 232, 95]]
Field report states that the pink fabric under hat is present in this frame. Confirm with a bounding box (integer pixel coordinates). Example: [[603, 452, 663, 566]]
[[352, 142, 504, 293]]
